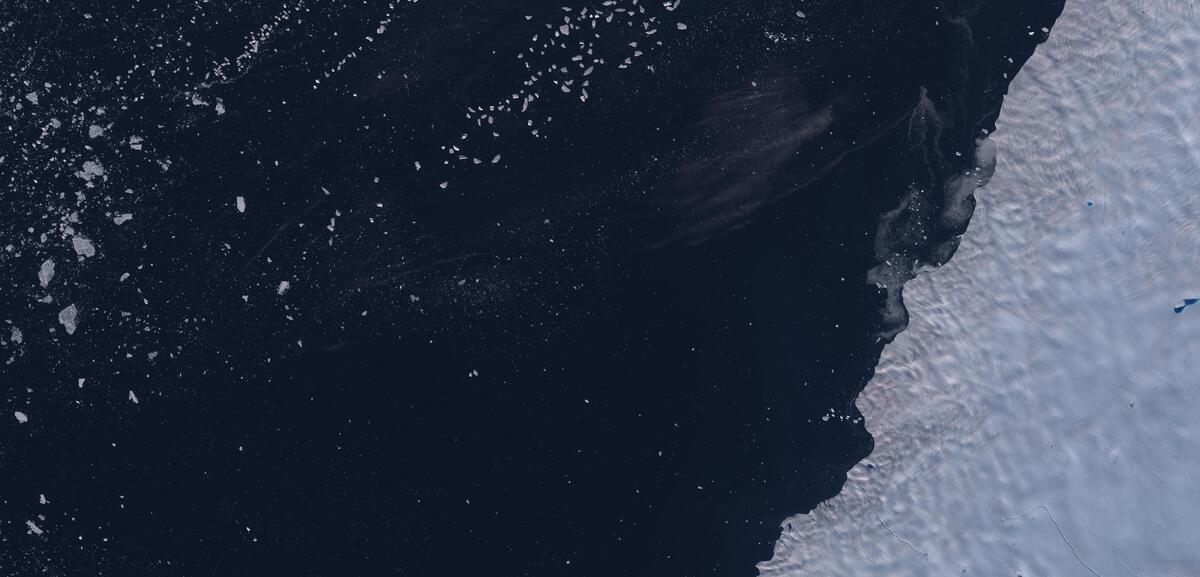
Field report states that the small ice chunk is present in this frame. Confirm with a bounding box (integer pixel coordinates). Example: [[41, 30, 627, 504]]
[[128, 390, 139, 404], [10, 327, 22, 344], [38, 259, 55, 287], [215, 101, 226, 115], [25, 520, 42, 535], [796, 10, 806, 18], [439, 181, 449, 189], [129, 135, 143, 150], [676, 22, 687, 30], [58, 304, 78, 335], [277, 280, 290, 295], [113, 213, 133, 225], [14, 411, 28, 423], [72, 235, 96, 258], [491, 154, 502, 164], [88, 125, 104, 138], [76, 160, 105, 182], [25, 92, 38, 105], [39, 494, 47, 505], [236, 196, 246, 213]]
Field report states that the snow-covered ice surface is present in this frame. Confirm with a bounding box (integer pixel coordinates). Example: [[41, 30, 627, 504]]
[[764, 1, 1200, 575]]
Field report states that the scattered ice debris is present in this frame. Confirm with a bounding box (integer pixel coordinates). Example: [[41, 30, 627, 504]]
[[236, 196, 247, 213], [58, 304, 79, 335], [14, 411, 29, 424], [113, 213, 133, 225], [277, 280, 290, 295], [129, 390, 139, 404], [1174, 298, 1198, 314], [38, 259, 55, 287], [25, 520, 43, 535], [449, 2, 687, 159], [468, 369, 479, 378], [72, 235, 96, 258]]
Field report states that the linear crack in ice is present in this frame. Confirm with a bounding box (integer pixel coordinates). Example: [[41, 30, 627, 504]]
[[1001, 506, 1102, 577], [876, 514, 928, 559]]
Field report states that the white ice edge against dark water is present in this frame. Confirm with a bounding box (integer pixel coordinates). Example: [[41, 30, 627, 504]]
[[765, 1, 1200, 575]]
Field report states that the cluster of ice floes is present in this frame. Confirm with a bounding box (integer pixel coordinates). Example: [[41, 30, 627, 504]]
[[1, 1, 709, 551], [441, 0, 690, 177]]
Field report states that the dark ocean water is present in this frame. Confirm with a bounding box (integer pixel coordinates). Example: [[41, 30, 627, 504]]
[[0, 1, 1062, 575]]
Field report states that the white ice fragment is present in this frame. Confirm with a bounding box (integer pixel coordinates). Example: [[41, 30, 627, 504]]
[[88, 125, 104, 139], [113, 213, 133, 225], [236, 196, 246, 213], [128, 390, 139, 404], [129, 135, 144, 150], [277, 280, 290, 295], [25, 520, 42, 535], [38, 259, 55, 287], [215, 101, 226, 115], [10, 327, 22, 344], [72, 235, 96, 258], [39, 494, 47, 505], [14, 411, 28, 423], [76, 160, 105, 182], [25, 92, 38, 105], [439, 181, 449, 189], [58, 304, 78, 335], [676, 22, 687, 30], [796, 10, 806, 18], [491, 154, 501, 164]]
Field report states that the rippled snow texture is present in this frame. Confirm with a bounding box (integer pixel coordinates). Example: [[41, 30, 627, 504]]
[[763, 1, 1200, 575]]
